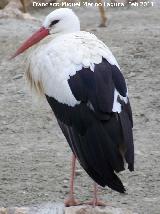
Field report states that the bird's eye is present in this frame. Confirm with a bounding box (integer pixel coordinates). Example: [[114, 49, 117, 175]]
[[50, 20, 59, 27]]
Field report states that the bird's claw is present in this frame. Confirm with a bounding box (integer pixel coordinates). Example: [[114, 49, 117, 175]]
[[64, 196, 80, 207], [99, 23, 106, 27], [84, 199, 107, 207]]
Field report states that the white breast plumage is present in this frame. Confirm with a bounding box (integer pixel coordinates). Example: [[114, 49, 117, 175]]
[[26, 31, 121, 107]]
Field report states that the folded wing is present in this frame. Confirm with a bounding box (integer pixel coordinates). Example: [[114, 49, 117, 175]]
[[46, 58, 134, 193]]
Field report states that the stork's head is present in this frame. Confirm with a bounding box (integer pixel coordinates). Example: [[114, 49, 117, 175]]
[[44, 8, 80, 34], [11, 8, 80, 58]]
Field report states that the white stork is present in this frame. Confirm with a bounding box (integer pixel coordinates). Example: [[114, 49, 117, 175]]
[[12, 8, 134, 207]]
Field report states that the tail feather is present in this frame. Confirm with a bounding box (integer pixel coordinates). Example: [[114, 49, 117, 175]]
[[58, 112, 127, 193]]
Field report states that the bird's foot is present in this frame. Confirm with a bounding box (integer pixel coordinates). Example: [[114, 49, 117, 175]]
[[22, 13, 37, 20], [64, 195, 80, 207], [99, 23, 106, 27], [85, 199, 107, 207], [0, 8, 36, 20]]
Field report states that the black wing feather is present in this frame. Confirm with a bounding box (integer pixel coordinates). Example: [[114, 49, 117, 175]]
[[68, 59, 115, 113], [111, 64, 127, 97]]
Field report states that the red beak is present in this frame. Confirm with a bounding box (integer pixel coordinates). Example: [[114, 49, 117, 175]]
[[11, 27, 49, 59]]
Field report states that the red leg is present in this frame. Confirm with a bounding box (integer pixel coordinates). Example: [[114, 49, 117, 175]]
[[93, 182, 98, 207], [85, 182, 106, 207], [64, 154, 80, 207]]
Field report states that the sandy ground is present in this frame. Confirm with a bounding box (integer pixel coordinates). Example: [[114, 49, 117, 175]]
[[0, 5, 160, 214]]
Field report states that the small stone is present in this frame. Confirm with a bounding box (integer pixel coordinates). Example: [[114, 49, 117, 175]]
[[62, 185, 68, 189], [63, 179, 69, 184], [75, 169, 83, 176], [0, 208, 7, 214], [13, 74, 23, 80]]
